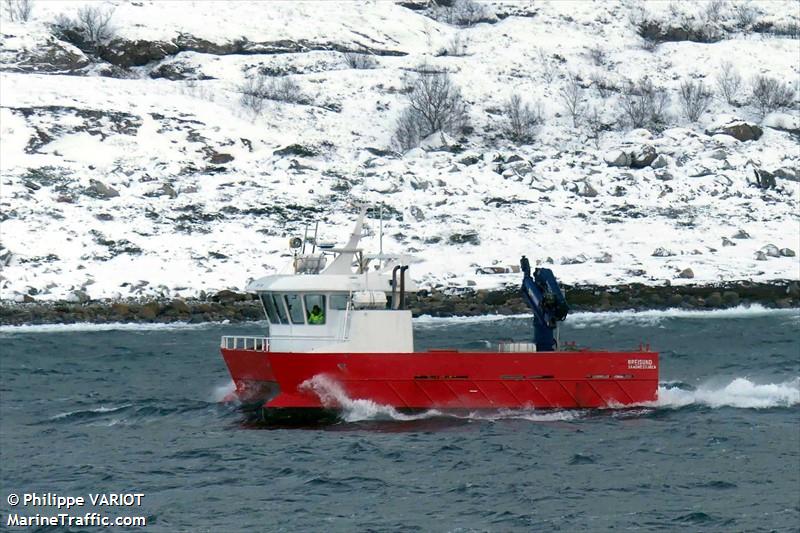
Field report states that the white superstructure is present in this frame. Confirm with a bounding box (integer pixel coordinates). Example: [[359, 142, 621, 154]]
[[245, 207, 417, 353]]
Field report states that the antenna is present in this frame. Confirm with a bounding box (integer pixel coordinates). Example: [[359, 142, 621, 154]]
[[379, 206, 384, 267], [302, 223, 309, 254], [312, 221, 319, 254]]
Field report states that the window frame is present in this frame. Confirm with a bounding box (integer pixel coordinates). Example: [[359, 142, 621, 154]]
[[272, 293, 289, 324]]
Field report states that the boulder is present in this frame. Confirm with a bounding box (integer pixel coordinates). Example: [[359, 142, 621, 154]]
[[579, 182, 599, 197], [630, 145, 658, 168], [167, 298, 191, 314], [732, 229, 751, 239], [677, 268, 694, 279], [604, 150, 630, 167], [773, 167, 799, 182], [722, 291, 740, 306], [65, 290, 90, 303], [650, 154, 669, 169], [780, 248, 796, 257], [652, 247, 675, 257], [212, 290, 249, 303], [721, 237, 736, 247], [754, 251, 768, 261], [760, 244, 781, 258], [419, 131, 456, 152], [705, 120, 763, 142], [209, 152, 234, 164], [595, 252, 613, 263], [449, 232, 480, 245], [86, 179, 119, 199], [100, 39, 180, 68]]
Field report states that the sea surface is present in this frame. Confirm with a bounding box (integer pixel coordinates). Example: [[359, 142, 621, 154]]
[[1, 307, 799, 532]]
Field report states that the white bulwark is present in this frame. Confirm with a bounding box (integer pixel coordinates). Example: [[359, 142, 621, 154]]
[[244, 207, 417, 353]]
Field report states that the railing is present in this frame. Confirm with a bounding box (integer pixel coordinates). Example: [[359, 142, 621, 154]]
[[220, 336, 270, 351]]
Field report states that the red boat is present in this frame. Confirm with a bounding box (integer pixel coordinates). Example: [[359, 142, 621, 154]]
[[220, 207, 658, 420]]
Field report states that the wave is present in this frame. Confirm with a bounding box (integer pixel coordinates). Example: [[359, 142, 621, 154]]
[[413, 305, 798, 329], [654, 377, 799, 409]]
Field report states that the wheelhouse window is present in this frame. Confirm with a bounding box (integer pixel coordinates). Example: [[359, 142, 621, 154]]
[[304, 294, 326, 325], [272, 293, 289, 324], [260, 293, 281, 324], [283, 293, 305, 324], [330, 294, 349, 310]]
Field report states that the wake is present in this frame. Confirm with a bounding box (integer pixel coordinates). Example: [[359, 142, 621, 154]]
[[655, 377, 799, 409], [296, 375, 799, 423]]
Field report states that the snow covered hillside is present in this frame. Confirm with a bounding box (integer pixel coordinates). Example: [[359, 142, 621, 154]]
[[1, 0, 798, 302]]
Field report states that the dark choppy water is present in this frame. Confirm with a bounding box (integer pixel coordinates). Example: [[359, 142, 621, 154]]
[[1, 307, 798, 532]]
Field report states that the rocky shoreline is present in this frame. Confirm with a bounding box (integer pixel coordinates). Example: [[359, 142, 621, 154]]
[[1, 280, 798, 326]]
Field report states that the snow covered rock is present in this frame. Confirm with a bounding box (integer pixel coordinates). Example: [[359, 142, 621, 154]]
[[630, 145, 657, 168], [419, 131, 456, 152], [705, 119, 763, 142], [650, 154, 670, 169], [595, 252, 613, 264], [652, 247, 675, 257], [86, 180, 119, 199], [604, 150, 630, 167], [762, 112, 800, 135], [761, 244, 781, 258], [773, 167, 799, 182], [780, 248, 797, 257], [678, 268, 694, 279]]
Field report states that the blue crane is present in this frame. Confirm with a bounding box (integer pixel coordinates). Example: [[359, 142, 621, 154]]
[[519, 255, 569, 352]]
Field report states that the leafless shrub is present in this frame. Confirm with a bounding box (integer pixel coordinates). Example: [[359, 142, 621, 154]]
[[238, 73, 307, 114], [585, 106, 611, 148], [703, 0, 728, 24], [535, 47, 558, 84], [558, 74, 586, 128], [716, 61, 743, 106], [750, 75, 795, 117], [4, 0, 33, 22], [393, 69, 469, 151], [52, 6, 115, 53], [590, 71, 618, 98], [437, 33, 468, 57], [678, 79, 713, 122], [733, 2, 758, 32], [433, 0, 492, 27], [618, 77, 670, 130], [343, 52, 377, 70], [503, 94, 544, 144], [587, 44, 606, 66]]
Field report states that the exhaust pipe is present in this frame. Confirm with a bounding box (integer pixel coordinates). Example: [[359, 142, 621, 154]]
[[399, 265, 409, 310], [391, 265, 401, 310]]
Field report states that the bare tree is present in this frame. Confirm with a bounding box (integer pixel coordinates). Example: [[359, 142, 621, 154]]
[[76, 5, 115, 47], [559, 74, 586, 128], [52, 5, 115, 53], [585, 106, 608, 148], [618, 77, 670, 130], [536, 47, 558, 84], [716, 61, 743, 106], [393, 69, 469, 150], [733, 1, 758, 32], [750, 75, 795, 117], [503, 94, 544, 144], [678, 79, 713, 122], [4, 0, 33, 22]]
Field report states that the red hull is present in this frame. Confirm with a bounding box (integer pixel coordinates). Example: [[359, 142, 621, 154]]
[[221, 349, 659, 411]]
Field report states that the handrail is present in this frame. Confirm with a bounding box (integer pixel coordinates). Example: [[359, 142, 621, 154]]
[[220, 336, 270, 351]]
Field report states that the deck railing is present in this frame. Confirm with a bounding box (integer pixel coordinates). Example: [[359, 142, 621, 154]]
[[220, 336, 270, 351]]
